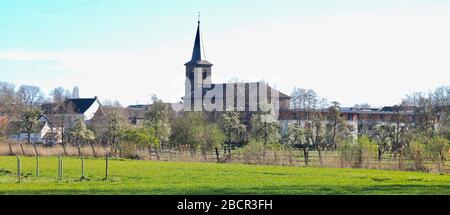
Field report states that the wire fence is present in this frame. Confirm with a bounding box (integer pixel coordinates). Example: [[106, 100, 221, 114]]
[[152, 149, 450, 173], [0, 154, 111, 183], [1, 141, 449, 182]]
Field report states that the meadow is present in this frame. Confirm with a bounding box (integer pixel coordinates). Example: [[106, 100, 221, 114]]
[[1, 156, 450, 195]]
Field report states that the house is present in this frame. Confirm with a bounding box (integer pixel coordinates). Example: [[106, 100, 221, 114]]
[[42, 97, 102, 122], [91, 106, 147, 127], [5, 119, 60, 144], [42, 97, 104, 141], [92, 103, 176, 127], [2, 97, 105, 144], [278, 106, 416, 137]]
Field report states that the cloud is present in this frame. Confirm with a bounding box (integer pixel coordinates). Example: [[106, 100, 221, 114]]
[[0, 51, 55, 61]]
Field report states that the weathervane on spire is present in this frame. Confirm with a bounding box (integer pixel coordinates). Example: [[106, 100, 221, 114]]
[[198, 12, 200, 24]]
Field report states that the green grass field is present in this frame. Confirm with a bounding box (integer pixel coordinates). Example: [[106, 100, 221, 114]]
[[0, 156, 449, 195]]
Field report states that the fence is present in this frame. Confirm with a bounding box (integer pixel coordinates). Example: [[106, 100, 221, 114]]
[[0, 154, 111, 183], [1, 142, 449, 174], [0, 142, 110, 157], [151, 149, 450, 173]]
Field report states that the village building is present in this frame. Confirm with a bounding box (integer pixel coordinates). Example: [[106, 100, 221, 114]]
[[3, 117, 59, 144], [2, 97, 104, 144]]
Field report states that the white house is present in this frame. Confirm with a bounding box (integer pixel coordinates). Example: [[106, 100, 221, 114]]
[[7, 97, 103, 144]]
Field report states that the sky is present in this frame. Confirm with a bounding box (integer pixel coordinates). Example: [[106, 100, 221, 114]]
[[1, 0, 449, 107]]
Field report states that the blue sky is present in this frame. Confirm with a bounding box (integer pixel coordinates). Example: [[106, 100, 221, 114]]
[[1, 0, 450, 107], [0, 0, 399, 51]]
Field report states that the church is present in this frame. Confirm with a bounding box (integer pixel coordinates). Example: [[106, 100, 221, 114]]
[[182, 20, 291, 114]]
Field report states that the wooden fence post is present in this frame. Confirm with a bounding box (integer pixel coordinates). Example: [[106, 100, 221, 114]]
[[61, 143, 68, 156], [155, 148, 160, 161], [81, 156, 85, 179], [90, 141, 97, 157], [8, 143, 14, 155], [215, 147, 220, 163], [57, 155, 60, 179], [36, 155, 39, 178], [33, 144, 39, 157], [17, 155, 21, 183], [76, 143, 81, 156], [58, 155, 63, 180], [60, 156, 64, 180], [19, 143, 25, 156], [105, 154, 109, 180]]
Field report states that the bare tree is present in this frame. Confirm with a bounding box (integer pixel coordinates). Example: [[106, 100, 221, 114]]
[[50, 87, 71, 103], [327, 101, 343, 150], [17, 85, 44, 108], [389, 105, 410, 170], [0, 82, 19, 117], [372, 125, 392, 162], [102, 99, 123, 108], [309, 110, 326, 165]]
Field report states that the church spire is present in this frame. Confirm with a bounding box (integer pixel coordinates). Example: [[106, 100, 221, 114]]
[[191, 20, 202, 62], [185, 15, 212, 66]]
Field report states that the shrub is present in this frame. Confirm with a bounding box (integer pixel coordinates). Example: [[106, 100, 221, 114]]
[[339, 136, 377, 168], [339, 139, 355, 167], [425, 136, 449, 168], [408, 141, 427, 172], [358, 136, 377, 168], [241, 139, 266, 164], [116, 141, 140, 159], [267, 143, 285, 165]]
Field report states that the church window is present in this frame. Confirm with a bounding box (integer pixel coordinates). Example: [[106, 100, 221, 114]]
[[202, 70, 207, 79]]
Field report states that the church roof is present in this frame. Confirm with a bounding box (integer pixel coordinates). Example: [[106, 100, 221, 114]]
[[42, 97, 98, 115], [68, 98, 97, 114], [185, 21, 212, 66], [185, 82, 291, 99]]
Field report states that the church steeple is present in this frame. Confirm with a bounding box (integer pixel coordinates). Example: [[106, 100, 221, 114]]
[[191, 21, 202, 62], [184, 17, 213, 110], [185, 17, 212, 66]]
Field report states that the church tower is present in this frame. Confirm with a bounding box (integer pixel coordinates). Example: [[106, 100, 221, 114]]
[[183, 19, 213, 110], [184, 19, 213, 109]]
